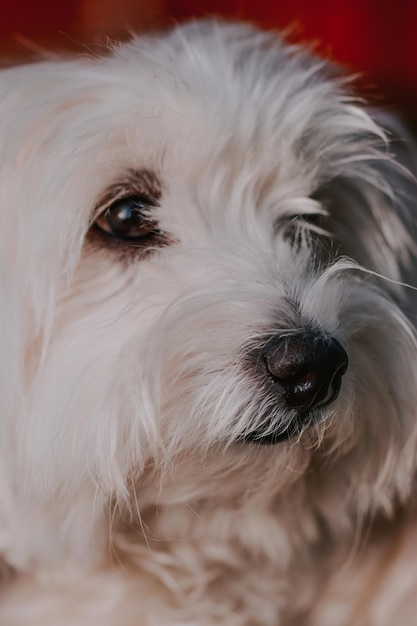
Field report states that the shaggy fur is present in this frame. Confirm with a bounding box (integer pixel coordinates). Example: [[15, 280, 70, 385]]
[[1, 19, 417, 625]]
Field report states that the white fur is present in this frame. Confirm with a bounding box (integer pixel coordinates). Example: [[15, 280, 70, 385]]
[[1, 19, 417, 625]]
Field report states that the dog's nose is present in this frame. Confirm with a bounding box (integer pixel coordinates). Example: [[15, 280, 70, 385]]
[[262, 331, 348, 412]]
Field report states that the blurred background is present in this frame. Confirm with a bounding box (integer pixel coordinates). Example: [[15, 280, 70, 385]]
[[1, 0, 417, 129]]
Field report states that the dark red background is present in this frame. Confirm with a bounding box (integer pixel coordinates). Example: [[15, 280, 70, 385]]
[[2, 0, 417, 126]]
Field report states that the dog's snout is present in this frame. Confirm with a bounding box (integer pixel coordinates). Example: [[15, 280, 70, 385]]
[[263, 331, 348, 413]]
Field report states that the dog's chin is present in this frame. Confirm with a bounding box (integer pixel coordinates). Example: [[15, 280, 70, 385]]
[[243, 414, 314, 445], [243, 425, 301, 445]]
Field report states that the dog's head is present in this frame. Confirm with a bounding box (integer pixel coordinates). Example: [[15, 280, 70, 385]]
[[2, 21, 417, 560]]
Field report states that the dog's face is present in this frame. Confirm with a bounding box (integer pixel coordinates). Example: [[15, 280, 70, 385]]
[[2, 21, 417, 560]]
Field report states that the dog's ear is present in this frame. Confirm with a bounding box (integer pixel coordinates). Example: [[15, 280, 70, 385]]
[[313, 111, 417, 293]]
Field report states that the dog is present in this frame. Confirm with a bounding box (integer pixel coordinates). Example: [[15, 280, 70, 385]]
[[1, 18, 417, 625]]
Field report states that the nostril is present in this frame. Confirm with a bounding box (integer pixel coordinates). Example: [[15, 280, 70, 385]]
[[263, 331, 348, 412]]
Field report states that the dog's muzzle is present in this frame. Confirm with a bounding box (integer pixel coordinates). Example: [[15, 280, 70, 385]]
[[245, 330, 348, 444]]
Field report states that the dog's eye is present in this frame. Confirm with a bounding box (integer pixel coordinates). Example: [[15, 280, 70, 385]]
[[94, 196, 160, 242], [280, 212, 328, 237], [292, 214, 322, 227]]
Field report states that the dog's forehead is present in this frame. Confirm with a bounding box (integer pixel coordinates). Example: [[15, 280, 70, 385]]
[[94, 23, 343, 181], [92, 32, 333, 227]]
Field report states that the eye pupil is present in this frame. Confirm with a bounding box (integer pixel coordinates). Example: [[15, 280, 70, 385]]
[[106, 199, 146, 238], [95, 196, 159, 241]]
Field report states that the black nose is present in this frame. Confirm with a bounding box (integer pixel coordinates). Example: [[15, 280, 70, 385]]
[[262, 330, 348, 413]]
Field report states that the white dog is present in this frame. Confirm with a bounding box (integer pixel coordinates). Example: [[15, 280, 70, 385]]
[[1, 19, 417, 625]]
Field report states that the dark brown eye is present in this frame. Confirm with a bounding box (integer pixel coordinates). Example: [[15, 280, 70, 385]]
[[94, 196, 160, 242]]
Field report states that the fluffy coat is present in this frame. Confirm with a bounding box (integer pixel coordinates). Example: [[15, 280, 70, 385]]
[[1, 20, 417, 625]]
